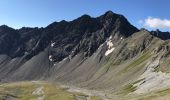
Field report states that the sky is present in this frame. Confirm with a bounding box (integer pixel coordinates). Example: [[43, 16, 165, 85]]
[[0, 0, 170, 31]]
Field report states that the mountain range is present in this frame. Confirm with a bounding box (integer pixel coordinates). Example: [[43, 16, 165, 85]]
[[1, 11, 170, 100]]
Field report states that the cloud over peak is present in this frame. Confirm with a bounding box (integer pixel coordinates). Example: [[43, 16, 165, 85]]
[[140, 17, 170, 28]]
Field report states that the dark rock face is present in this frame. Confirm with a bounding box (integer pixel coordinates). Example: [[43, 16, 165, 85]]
[[0, 11, 138, 62], [0, 25, 21, 57], [151, 29, 170, 40]]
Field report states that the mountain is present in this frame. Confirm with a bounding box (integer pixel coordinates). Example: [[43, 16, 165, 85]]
[[1, 11, 170, 99]]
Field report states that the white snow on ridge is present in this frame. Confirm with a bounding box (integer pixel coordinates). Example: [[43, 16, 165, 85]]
[[105, 48, 115, 56], [51, 42, 55, 47], [49, 55, 53, 61], [107, 40, 113, 48], [63, 58, 67, 61], [133, 59, 170, 94], [105, 36, 115, 56]]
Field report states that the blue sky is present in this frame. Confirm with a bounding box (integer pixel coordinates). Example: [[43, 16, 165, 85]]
[[0, 0, 170, 31]]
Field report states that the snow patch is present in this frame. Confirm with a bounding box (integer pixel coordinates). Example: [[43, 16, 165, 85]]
[[106, 38, 113, 49], [49, 55, 53, 61], [105, 36, 115, 56], [133, 59, 170, 94], [51, 42, 55, 47], [120, 37, 123, 40], [105, 48, 115, 56], [63, 58, 67, 61]]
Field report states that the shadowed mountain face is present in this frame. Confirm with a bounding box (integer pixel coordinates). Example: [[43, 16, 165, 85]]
[[0, 11, 138, 61], [1, 11, 170, 99], [151, 29, 170, 40]]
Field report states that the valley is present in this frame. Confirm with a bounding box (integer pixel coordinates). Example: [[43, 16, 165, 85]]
[[0, 81, 102, 100]]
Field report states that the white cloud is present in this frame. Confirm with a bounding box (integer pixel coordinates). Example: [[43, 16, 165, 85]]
[[140, 17, 170, 28]]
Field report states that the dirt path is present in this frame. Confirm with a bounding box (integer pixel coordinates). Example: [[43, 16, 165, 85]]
[[61, 85, 112, 100]]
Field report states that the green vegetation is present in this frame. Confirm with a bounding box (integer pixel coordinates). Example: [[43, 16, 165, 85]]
[[116, 84, 136, 96], [127, 87, 170, 100], [115, 79, 144, 97], [122, 52, 151, 73], [91, 58, 114, 80], [156, 88, 170, 95], [0, 82, 37, 100], [123, 84, 136, 94], [0, 81, 102, 100], [133, 78, 144, 85], [43, 83, 75, 100], [154, 66, 160, 72], [89, 96, 101, 100]]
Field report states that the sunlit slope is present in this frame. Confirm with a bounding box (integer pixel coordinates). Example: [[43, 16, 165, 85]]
[[0, 81, 101, 100]]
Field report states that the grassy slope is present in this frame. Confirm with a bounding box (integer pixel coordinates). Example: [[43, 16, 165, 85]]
[[122, 52, 151, 73], [0, 81, 101, 100]]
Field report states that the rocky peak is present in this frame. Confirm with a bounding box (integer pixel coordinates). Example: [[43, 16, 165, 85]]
[[102, 10, 118, 19], [0, 11, 139, 62], [0, 25, 16, 34]]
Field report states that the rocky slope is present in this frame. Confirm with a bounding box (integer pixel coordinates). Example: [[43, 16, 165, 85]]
[[1, 11, 170, 99]]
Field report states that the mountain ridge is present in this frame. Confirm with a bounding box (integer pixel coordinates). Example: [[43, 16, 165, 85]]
[[0, 11, 138, 60], [1, 10, 170, 100]]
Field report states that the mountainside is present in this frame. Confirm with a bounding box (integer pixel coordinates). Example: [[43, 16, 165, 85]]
[[1, 11, 170, 99]]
